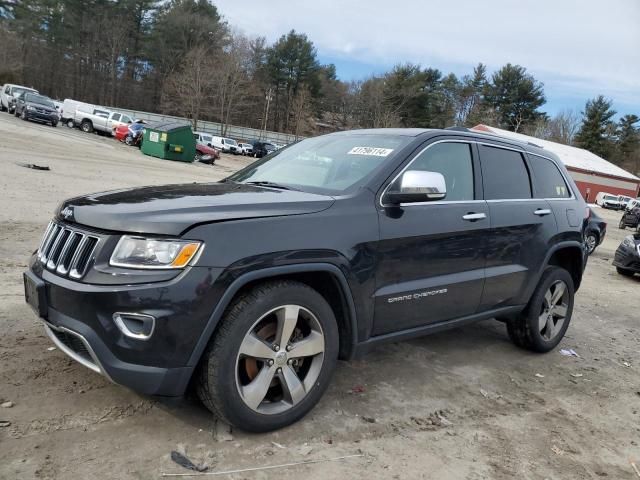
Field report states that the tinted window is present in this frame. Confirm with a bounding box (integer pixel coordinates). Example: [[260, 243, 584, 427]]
[[402, 142, 474, 201], [111, 113, 121, 121], [529, 156, 570, 198], [480, 146, 531, 200]]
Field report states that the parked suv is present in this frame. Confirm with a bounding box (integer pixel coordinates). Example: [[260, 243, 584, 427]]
[[24, 129, 587, 432], [14, 93, 59, 126]]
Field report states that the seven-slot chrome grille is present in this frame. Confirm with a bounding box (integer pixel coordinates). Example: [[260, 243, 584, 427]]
[[37, 221, 99, 279]]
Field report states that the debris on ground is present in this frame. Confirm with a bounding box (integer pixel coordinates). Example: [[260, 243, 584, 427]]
[[630, 460, 640, 478], [410, 410, 453, 430], [621, 361, 632, 368], [271, 442, 286, 449], [0, 421, 11, 427], [570, 373, 583, 378], [535, 373, 545, 378], [480, 389, 489, 398], [560, 349, 579, 357], [16, 162, 50, 171], [361, 416, 376, 423], [160, 453, 364, 477], [350, 385, 366, 394], [47, 347, 56, 351], [298, 445, 313, 456], [1, 401, 14, 408], [551, 445, 565, 456], [170, 451, 208, 472]]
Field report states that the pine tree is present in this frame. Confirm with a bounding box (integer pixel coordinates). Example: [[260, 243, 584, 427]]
[[485, 63, 546, 132], [574, 96, 616, 159], [616, 114, 640, 172]]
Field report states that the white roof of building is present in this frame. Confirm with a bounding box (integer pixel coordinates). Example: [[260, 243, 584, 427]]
[[471, 124, 640, 182]]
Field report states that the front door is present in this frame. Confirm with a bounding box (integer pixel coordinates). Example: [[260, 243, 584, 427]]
[[372, 140, 489, 336]]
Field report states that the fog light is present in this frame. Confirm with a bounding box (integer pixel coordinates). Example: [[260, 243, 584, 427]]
[[113, 312, 155, 340]]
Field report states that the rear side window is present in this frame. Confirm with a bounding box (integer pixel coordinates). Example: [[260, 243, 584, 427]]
[[111, 113, 121, 121], [529, 155, 570, 198], [405, 142, 474, 201], [479, 145, 531, 200]]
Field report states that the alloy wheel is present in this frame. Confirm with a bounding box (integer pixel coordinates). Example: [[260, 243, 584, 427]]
[[585, 234, 597, 254], [539, 280, 569, 341], [235, 305, 325, 415]]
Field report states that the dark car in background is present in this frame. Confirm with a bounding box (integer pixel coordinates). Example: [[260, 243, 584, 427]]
[[613, 234, 640, 277], [619, 205, 640, 232], [252, 141, 276, 158], [585, 208, 606, 255], [14, 93, 59, 127]]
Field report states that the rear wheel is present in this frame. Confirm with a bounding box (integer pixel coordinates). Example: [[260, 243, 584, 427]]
[[507, 267, 574, 352], [616, 267, 635, 277], [80, 120, 93, 133], [195, 152, 202, 162], [585, 232, 598, 255], [196, 280, 338, 432]]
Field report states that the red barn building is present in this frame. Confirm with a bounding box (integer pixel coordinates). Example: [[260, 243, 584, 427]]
[[471, 124, 640, 202]]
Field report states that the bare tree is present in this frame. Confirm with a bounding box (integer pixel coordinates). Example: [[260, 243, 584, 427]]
[[548, 109, 580, 145], [291, 84, 313, 138], [161, 46, 216, 130]]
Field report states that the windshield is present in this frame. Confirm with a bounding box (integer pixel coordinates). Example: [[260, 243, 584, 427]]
[[604, 195, 617, 201], [225, 138, 238, 146], [25, 94, 55, 108], [11, 87, 36, 96], [227, 133, 411, 194]]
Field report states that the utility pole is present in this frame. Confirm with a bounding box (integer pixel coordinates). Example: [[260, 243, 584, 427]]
[[262, 88, 273, 140]]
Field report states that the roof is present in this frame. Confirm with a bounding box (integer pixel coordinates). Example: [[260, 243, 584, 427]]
[[147, 120, 192, 132], [471, 124, 640, 182], [332, 128, 433, 137]]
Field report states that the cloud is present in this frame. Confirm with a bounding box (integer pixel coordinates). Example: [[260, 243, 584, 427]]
[[216, 0, 640, 108]]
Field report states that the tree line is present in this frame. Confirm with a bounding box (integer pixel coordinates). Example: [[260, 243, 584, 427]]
[[0, 0, 638, 172]]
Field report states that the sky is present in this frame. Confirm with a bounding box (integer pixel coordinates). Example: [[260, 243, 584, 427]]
[[215, 0, 640, 119]]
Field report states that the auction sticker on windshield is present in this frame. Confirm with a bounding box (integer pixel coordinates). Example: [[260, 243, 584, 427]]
[[348, 147, 394, 157]]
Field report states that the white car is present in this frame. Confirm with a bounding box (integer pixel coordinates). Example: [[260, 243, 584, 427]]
[[595, 192, 622, 210], [238, 143, 253, 155], [1, 84, 39, 114]]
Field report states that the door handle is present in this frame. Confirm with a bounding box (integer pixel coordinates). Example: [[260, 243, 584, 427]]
[[462, 213, 487, 221], [534, 209, 552, 216]]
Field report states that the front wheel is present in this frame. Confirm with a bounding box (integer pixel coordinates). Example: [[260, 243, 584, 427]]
[[195, 152, 202, 162], [20, 110, 28, 121], [619, 217, 626, 229], [196, 280, 338, 432], [585, 232, 598, 255], [507, 267, 574, 353], [80, 120, 93, 133]]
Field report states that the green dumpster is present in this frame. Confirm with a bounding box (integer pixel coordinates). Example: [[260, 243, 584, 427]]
[[141, 121, 196, 162]]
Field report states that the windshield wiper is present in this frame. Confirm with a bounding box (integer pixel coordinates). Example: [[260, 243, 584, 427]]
[[245, 181, 298, 191]]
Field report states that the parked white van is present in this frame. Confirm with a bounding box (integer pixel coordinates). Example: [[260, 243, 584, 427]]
[[1, 84, 39, 114], [210, 136, 240, 154]]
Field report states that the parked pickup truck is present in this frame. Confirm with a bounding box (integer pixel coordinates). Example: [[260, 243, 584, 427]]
[[73, 103, 133, 135]]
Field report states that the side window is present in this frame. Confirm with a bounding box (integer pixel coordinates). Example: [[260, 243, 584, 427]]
[[4, 86, 9, 94], [402, 142, 474, 201], [479, 145, 532, 200], [122, 115, 132, 123], [111, 113, 121, 121], [529, 156, 570, 198]]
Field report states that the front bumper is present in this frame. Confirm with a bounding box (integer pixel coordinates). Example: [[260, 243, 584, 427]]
[[25, 110, 58, 124], [24, 259, 224, 396], [612, 245, 640, 272]]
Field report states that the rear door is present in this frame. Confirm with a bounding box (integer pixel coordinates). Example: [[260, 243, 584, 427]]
[[477, 143, 558, 311], [373, 139, 489, 336]]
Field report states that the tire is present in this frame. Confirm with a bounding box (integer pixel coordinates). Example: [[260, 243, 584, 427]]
[[195, 152, 202, 162], [21, 110, 28, 121], [80, 120, 93, 133], [66, 119, 74, 128], [125, 135, 133, 146], [506, 266, 574, 353], [51, 122, 58, 127], [616, 267, 635, 277], [0, 102, 5, 112], [619, 217, 626, 229], [585, 232, 598, 255], [196, 280, 339, 432]]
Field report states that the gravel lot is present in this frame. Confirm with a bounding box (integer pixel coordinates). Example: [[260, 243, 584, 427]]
[[1, 113, 639, 480]]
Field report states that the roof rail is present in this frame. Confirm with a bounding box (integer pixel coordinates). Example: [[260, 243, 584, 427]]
[[445, 126, 470, 132], [527, 141, 543, 149]]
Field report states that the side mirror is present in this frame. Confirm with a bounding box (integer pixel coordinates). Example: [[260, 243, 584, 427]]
[[385, 170, 447, 205]]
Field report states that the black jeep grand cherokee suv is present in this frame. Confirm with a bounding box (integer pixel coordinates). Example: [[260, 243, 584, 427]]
[[24, 128, 587, 432]]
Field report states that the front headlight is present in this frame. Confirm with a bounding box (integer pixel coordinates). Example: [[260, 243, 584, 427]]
[[26, 105, 35, 111], [110, 236, 202, 269]]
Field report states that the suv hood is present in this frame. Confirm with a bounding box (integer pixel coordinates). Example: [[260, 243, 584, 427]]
[[58, 182, 335, 236], [27, 101, 56, 113]]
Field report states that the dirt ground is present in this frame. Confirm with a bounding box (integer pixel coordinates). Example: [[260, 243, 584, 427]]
[[0, 113, 639, 480]]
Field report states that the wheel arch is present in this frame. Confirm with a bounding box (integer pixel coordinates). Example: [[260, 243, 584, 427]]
[[541, 242, 585, 292], [187, 263, 359, 370]]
